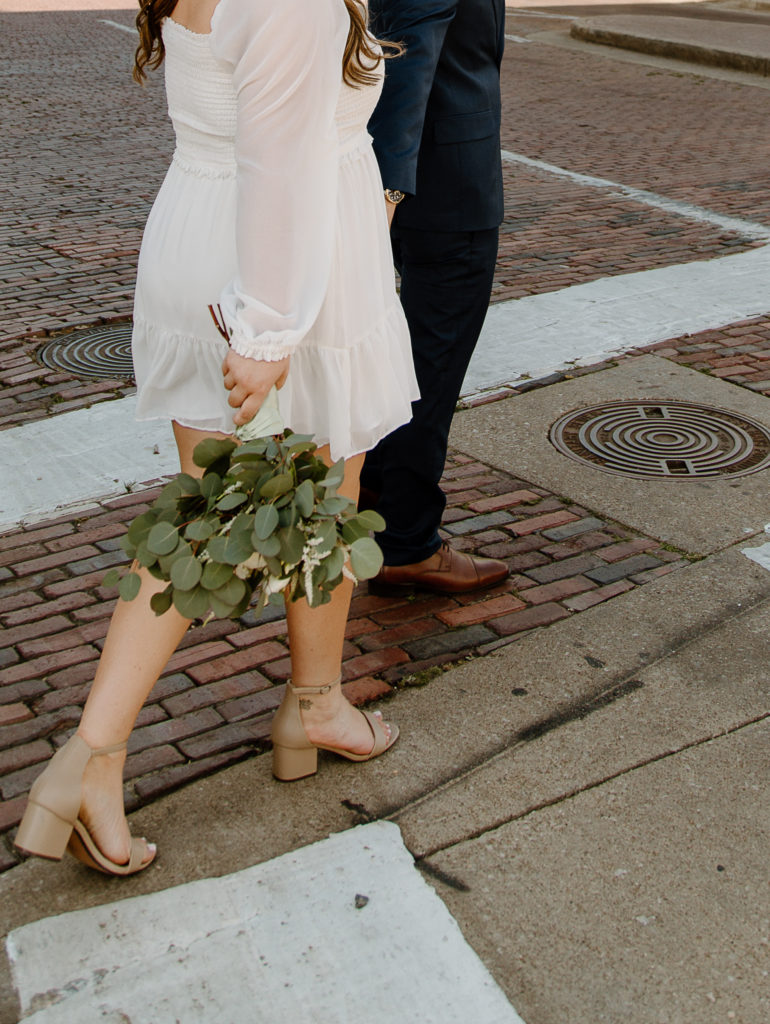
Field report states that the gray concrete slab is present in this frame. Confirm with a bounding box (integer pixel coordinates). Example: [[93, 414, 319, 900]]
[[394, 564, 770, 858], [450, 354, 770, 554], [7, 823, 523, 1024], [426, 720, 770, 1024]]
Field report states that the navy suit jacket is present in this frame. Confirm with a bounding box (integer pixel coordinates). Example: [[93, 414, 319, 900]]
[[368, 0, 505, 233]]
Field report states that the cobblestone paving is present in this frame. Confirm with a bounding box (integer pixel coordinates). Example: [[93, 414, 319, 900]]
[[0, 449, 691, 872]]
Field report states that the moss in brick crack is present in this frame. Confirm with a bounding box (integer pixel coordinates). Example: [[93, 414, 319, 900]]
[[395, 664, 448, 689]]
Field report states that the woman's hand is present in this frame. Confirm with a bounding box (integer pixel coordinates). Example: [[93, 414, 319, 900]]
[[222, 350, 290, 427]]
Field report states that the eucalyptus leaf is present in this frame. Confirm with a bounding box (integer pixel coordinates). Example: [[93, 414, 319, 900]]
[[170, 555, 203, 591], [253, 504, 279, 539], [278, 525, 304, 566], [318, 496, 350, 516], [211, 576, 248, 607], [201, 560, 233, 590], [172, 586, 211, 620], [135, 540, 158, 568], [253, 532, 281, 557], [352, 509, 386, 533], [199, 473, 223, 501], [315, 519, 338, 555], [294, 479, 315, 517], [349, 537, 384, 580], [260, 472, 293, 499], [185, 517, 218, 542], [118, 572, 142, 602], [192, 437, 237, 469], [102, 568, 120, 588], [147, 521, 180, 556], [342, 519, 370, 545], [150, 588, 173, 616], [322, 545, 345, 583], [217, 491, 248, 511]]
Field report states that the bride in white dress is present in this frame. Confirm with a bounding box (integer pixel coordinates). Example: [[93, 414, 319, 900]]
[[14, 0, 417, 876]]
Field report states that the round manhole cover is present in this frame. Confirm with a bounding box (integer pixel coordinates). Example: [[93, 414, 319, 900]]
[[37, 323, 134, 379], [550, 401, 770, 479]]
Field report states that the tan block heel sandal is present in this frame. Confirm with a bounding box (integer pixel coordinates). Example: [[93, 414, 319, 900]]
[[271, 677, 399, 782], [14, 735, 155, 876]]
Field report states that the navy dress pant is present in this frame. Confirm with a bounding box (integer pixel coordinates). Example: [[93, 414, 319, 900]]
[[361, 224, 499, 565]]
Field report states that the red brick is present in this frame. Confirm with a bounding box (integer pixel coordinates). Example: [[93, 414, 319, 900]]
[[563, 580, 635, 611], [348, 592, 409, 618], [162, 672, 270, 716], [226, 620, 289, 648], [134, 744, 258, 800], [371, 595, 457, 627], [0, 796, 26, 832], [124, 744, 185, 781], [11, 544, 100, 576], [0, 703, 33, 726], [178, 720, 273, 759], [341, 647, 410, 681], [0, 542, 48, 569], [467, 490, 540, 513], [489, 602, 570, 636], [164, 641, 234, 674], [442, 474, 498, 493], [17, 620, 107, 659], [0, 522, 73, 552], [42, 570, 110, 598], [511, 511, 579, 537], [0, 738, 52, 776], [186, 643, 288, 684], [261, 657, 293, 682], [521, 576, 596, 606], [128, 707, 223, 754], [344, 617, 380, 640], [1, 645, 100, 684], [218, 687, 284, 722], [596, 539, 658, 563], [0, 592, 43, 615], [359, 617, 447, 651], [630, 562, 687, 584], [436, 594, 527, 627], [342, 675, 393, 706], [0, 614, 72, 648]]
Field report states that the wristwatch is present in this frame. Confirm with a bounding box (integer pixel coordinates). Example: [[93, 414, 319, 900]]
[[384, 188, 405, 205]]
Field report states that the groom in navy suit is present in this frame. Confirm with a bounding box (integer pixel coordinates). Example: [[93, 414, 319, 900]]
[[362, 0, 509, 594]]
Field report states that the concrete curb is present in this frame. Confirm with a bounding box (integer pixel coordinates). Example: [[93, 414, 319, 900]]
[[571, 15, 770, 76]]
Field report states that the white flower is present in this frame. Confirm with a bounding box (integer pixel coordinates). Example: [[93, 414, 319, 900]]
[[265, 575, 290, 596], [234, 551, 267, 579]]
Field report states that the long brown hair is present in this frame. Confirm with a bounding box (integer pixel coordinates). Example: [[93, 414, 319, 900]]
[[134, 0, 401, 86]]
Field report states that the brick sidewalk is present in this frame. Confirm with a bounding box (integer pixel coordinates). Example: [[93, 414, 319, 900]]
[[0, 444, 690, 872]]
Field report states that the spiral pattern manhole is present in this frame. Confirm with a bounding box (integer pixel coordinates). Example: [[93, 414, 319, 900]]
[[36, 323, 134, 379], [550, 401, 770, 479]]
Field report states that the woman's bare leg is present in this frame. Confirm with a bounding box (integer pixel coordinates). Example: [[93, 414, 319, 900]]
[[76, 423, 229, 864], [284, 449, 393, 755]]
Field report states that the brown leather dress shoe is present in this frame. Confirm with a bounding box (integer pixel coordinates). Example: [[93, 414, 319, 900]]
[[370, 541, 509, 596]]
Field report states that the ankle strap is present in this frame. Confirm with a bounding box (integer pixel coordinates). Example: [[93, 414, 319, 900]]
[[90, 740, 128, 756], [288, 676, 342, 696]]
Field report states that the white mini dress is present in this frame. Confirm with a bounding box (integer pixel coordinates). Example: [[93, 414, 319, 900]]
[[131, 0, 418, 461]]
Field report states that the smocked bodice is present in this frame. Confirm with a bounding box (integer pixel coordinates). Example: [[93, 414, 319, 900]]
[[162, 18, 383, 175]]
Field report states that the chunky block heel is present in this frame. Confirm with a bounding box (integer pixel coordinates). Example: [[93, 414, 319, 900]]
[[14, 801, 72, 861], [270, 677, 399, 782], [272, 743, 318, 782], [14, 735, 155, 877]]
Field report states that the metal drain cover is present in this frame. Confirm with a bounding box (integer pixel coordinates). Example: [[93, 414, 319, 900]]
[[550, 400, 770, 479], [37, 323, 134, 379]]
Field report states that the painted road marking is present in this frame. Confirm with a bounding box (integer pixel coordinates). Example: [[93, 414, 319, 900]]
[[501, 150, 770, 240]]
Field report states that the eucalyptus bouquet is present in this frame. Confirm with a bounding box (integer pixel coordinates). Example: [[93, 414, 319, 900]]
[[104, 386, 385, 620]]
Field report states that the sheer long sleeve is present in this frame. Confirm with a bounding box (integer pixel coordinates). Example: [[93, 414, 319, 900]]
[[210, 0, 347, 360]]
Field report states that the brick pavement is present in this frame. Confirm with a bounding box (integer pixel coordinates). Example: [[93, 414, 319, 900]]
[[4, 10, 770, 429], [0, 448, 691, 872]]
